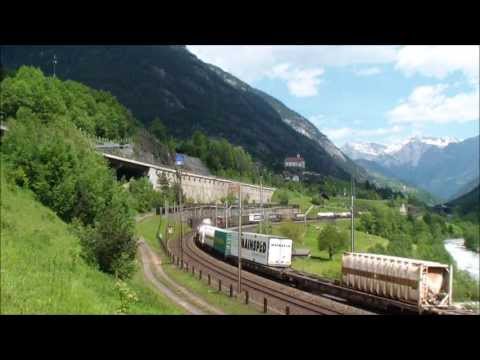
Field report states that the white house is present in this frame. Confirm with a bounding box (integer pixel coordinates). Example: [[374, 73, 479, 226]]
[[284, 154, 305, 169]]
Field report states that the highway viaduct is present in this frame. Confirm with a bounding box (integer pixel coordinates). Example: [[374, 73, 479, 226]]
[[103, 153, 275, 204]]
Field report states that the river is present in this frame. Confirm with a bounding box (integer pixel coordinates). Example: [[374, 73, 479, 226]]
[[444, 239, 479, 281]]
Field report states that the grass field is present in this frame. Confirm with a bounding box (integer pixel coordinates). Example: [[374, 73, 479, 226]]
[[271, 220, 389, 280], [283, 190, 351, 213], [1, 177, 184, 314], [137, 215, 261, 314]]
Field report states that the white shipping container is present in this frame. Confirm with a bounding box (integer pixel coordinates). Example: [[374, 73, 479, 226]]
[[318, 212, 335, 218], [230, 232, 292, 267], [197, 224, 217, 245], [248, 213, 263, 222], [342, 252, 453, 307]]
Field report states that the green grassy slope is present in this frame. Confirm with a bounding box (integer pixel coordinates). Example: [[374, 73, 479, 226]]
[[0, 176, 184, 314], [270, 220, 388, 279]]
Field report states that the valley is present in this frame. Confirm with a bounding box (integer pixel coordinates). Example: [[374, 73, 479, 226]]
[[1, 45, 478, 315], [343, 136, 479, 201]]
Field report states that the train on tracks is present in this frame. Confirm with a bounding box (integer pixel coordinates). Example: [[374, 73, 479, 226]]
[[196, 219, 292, 267], [195, 218, 461, 314]]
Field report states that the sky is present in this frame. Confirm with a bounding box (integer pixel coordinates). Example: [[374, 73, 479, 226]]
[[187, 45, 479, 148]]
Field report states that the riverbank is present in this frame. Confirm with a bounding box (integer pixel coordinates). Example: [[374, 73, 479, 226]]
[[444, 239, 480, 281]]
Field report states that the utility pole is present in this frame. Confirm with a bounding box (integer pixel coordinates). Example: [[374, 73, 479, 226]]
[[238, 183, 243, 293], [225, 203, 228, 228], [260, 178, 264, 234], [164, 199, 169, 249], [175, 154, 185, 266], [351, 176, 355, 252], [215, 201, 218, 227], [52, 54, 58, 77]]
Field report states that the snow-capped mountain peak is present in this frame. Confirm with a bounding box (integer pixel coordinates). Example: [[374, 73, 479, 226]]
[[342, 136, 461, 165], [414, 136, 459, 148], [341, 142, 387, 160]]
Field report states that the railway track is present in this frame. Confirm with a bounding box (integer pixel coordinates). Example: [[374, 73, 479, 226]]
[[163, 209, 475, 315], [167, 232, 375, 315]]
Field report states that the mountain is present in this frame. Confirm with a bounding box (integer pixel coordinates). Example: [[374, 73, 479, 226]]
[[342, 136, 459, 166], [449, 177, 480, 202], [341, 142, 389, 161], [446, 185, 480, 217], [342, 136, 479, 201], [1, 45, 360, 180], [197, 62, 367, 179], [354, 158, 440, 205]]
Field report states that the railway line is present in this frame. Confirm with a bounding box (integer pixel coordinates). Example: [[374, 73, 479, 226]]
[[167, 231, 375, 315], [161, 206, 476, 315]]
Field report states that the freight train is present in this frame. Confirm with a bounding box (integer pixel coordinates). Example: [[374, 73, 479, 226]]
[[317, 211, 351, 219], [196, 220, 292, 268], [194, 218, 454, 311], [213, 213, 282, 228]]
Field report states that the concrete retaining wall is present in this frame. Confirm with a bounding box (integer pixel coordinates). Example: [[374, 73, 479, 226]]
[[148, 167, 275, 204]]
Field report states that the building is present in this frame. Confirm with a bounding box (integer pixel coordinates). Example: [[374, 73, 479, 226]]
[[284, 154, 305, 169], [399, 203, 407, 216]]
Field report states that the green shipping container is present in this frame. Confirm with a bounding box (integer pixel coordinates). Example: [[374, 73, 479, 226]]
[[214, 229, 233, 256]]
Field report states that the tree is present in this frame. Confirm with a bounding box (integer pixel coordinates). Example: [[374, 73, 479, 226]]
[[273, 189, 289, 205], [128, 177, 162, 212], [149, 117, 168, 142], [77, 188, 137, 278], [311, 194, 324, 206], [278, 221, 304, 244], [317, 224, 348, 260], [2, 83, 138, 279], [220, 193, 237, 206], [463, 224, 480, 252], [1, 66, 136, 139], [387, 233, 413, 258]]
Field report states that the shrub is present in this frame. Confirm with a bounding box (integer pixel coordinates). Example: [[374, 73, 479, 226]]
[[2, 113, 116, 225], [2, 110, 137, 278], [128, 177, 162, 213], [278, 221, 304, 244], [311, 195, 324, 206], [273, 189, 289, 205], [1, 66, 136, 139]]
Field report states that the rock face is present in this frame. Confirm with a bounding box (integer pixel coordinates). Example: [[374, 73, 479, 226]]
[[342, 136, 479, 200], [1, 45, 359, 180]]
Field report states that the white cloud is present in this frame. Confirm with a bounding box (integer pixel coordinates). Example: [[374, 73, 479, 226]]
[[355, 67, 382, 76], [387, 84, 479, 124], [187, 45, 399, 96], [268, 63, 324, 97], [395, 45, 479, 83], [187, 45, 479, 99], [187, 45, 277, 83]]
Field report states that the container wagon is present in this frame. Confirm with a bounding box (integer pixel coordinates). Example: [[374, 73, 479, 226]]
[[248, 213, 264, 222], [317, 212, 335, 219], [197, 223, 292, 267], [268, 213, 281, 222], [341, 252, 453, 308]]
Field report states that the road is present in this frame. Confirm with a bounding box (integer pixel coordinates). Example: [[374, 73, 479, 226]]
[[138, 238, 225, 315]]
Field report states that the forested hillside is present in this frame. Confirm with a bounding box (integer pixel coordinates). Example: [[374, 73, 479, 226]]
[[2, 45, 357, 179]]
